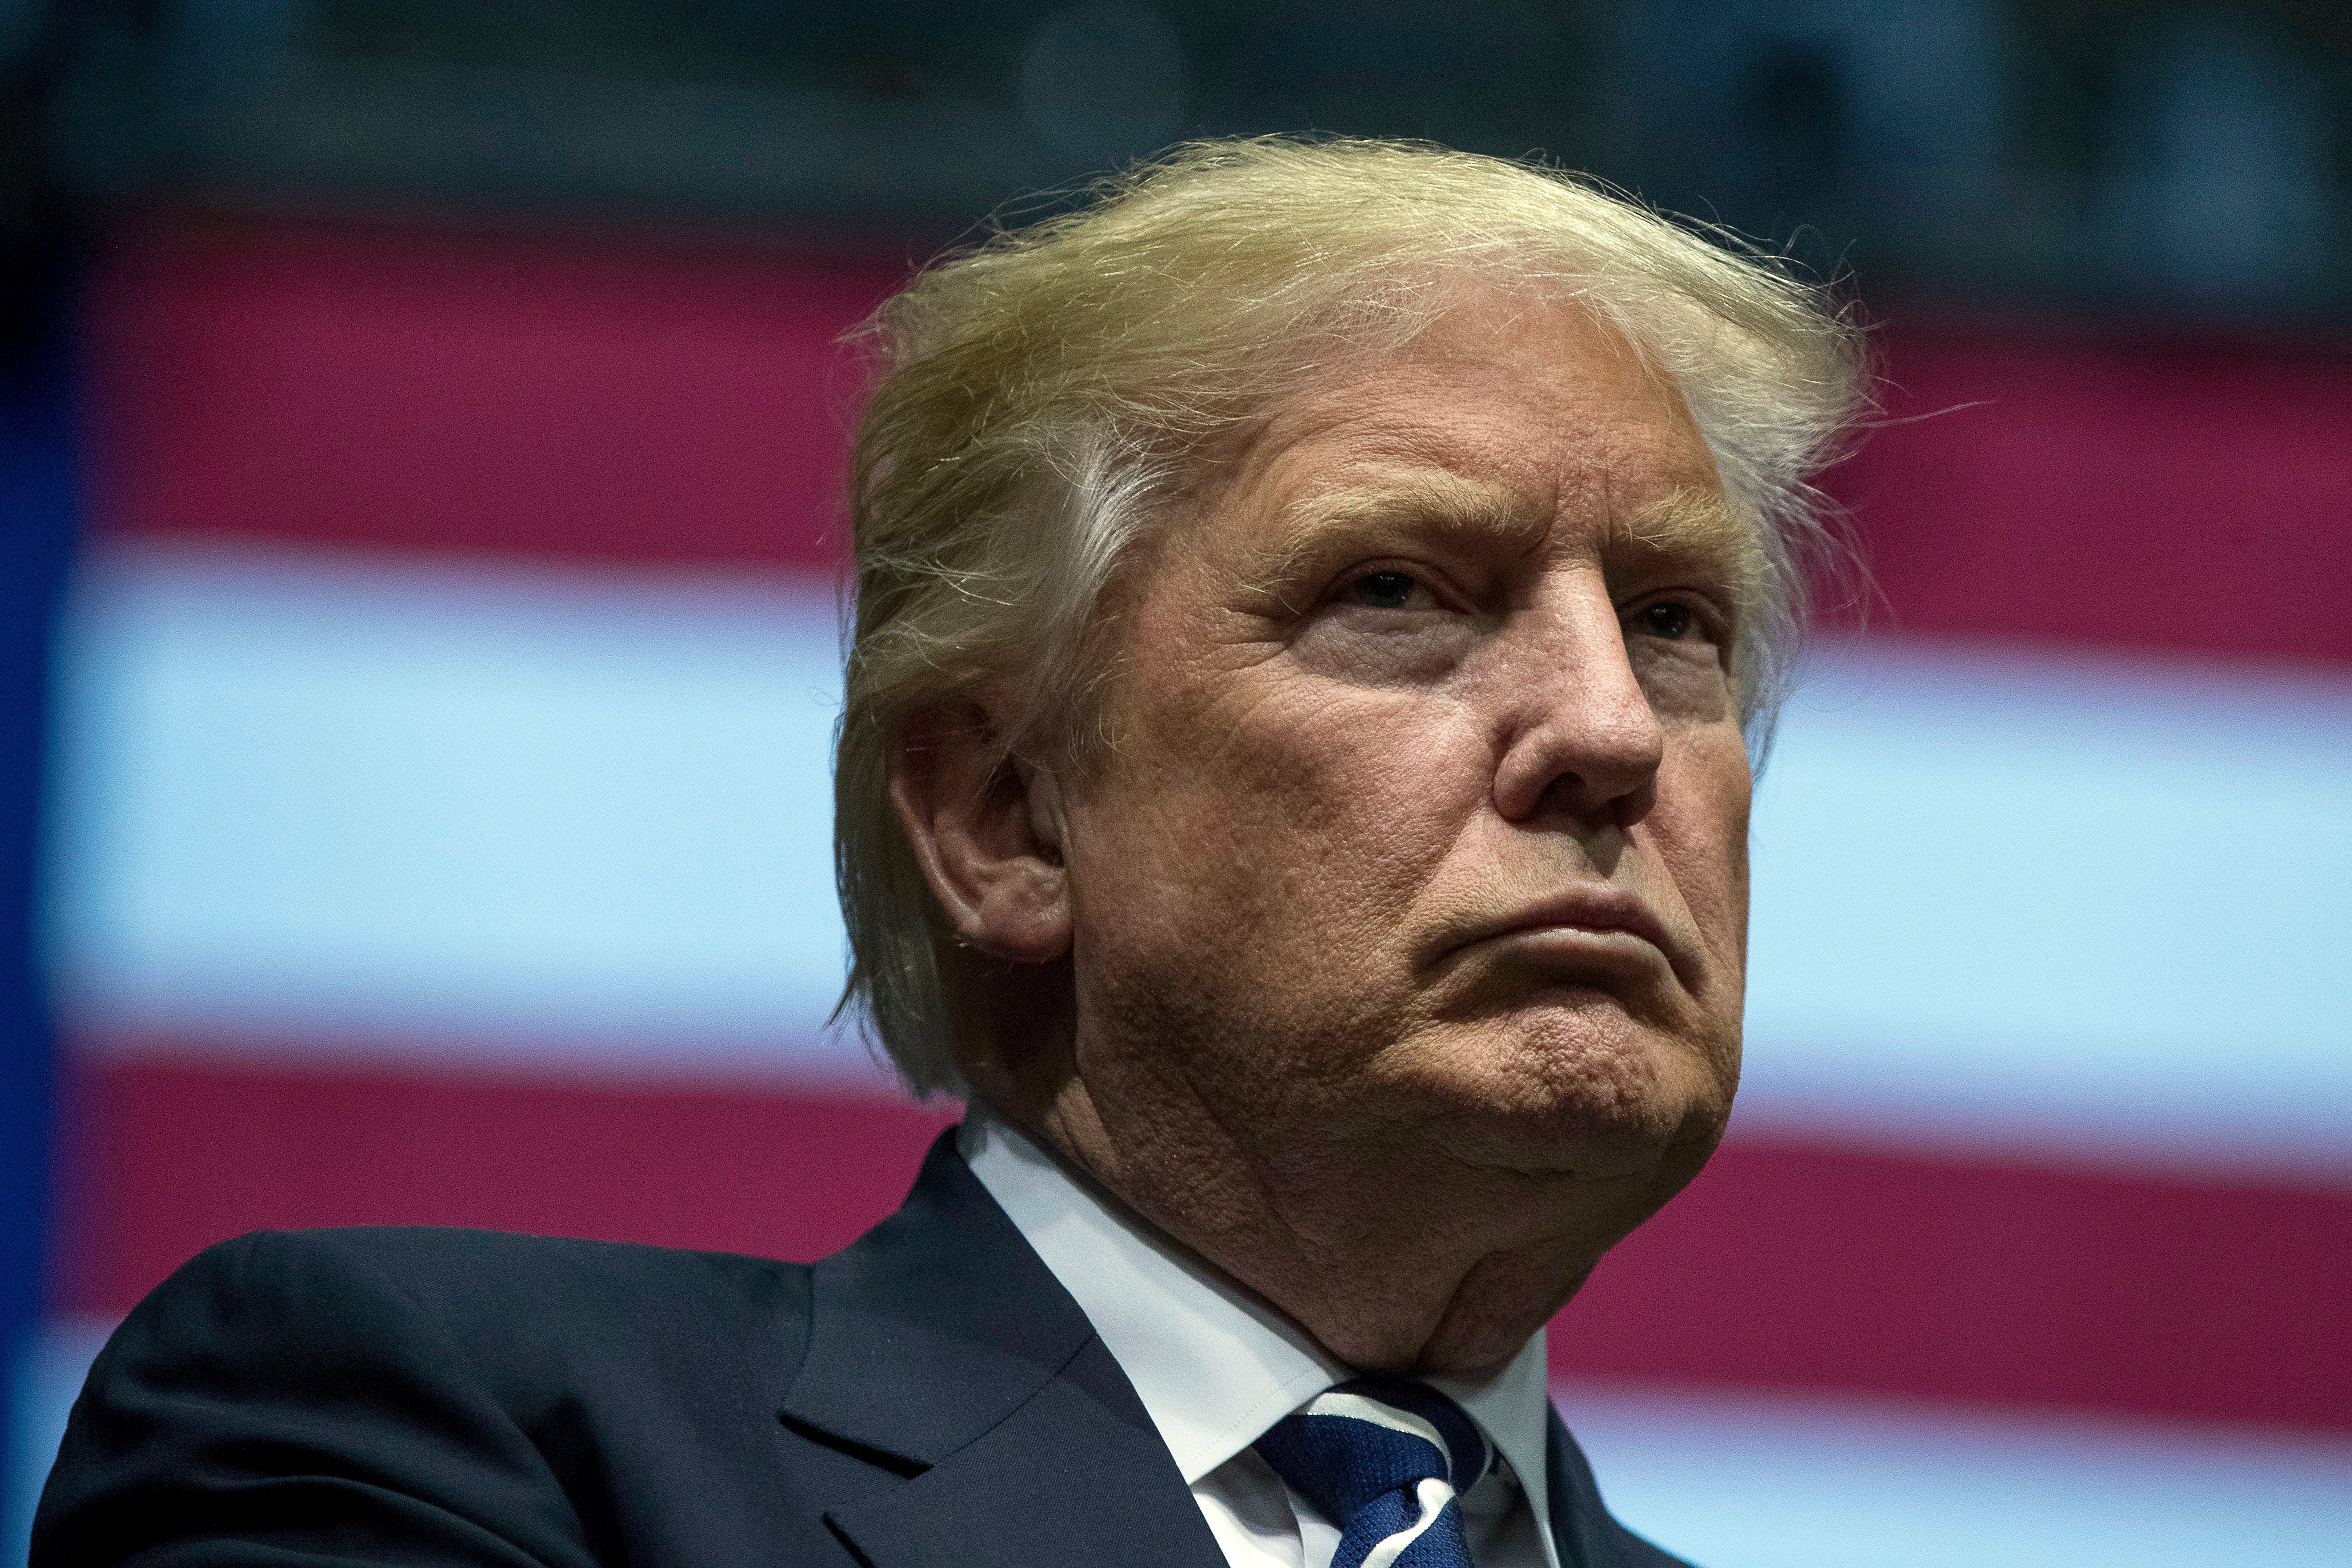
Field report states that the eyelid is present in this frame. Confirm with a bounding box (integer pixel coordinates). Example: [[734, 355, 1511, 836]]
[[1623, 587, 1735, 639], [1323, 559, 1471, 612]]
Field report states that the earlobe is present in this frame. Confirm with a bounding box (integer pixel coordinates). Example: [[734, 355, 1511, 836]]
[[887, 701, 1074, 965]]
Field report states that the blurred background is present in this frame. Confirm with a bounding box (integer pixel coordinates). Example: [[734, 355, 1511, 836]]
[[3, 2, 2350, 1564]]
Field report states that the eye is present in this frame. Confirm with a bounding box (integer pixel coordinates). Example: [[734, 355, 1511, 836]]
[[1343, 569, 1425, 611], [1635, 601, 1696, 640]]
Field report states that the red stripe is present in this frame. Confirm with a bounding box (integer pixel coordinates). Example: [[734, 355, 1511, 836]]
[[56, 1053, 955, 1313], [1551, 1136, 2352, 1433], [60, 1054, 2352, 1432], [86, 214, 902, 571], [86, 218, 2352, 664], [1823, 323, 2352, 666]]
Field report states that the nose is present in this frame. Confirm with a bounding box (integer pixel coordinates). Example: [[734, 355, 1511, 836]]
[[1488, 578, 1665, 830]]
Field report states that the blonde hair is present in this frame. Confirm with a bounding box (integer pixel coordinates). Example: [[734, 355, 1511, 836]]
[[835, 136, 1865, 1096]]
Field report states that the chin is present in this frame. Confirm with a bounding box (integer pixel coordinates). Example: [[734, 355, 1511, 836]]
[[1402, 999, 1736, 1179]]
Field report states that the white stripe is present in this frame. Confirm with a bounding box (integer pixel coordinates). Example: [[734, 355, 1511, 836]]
[[1358, 1476, 1457, 1568], [1556, 1379, 2352, 1568], [1743, 638, 2352, 1176], [43, 541, 872, 1081], [40, 548, 2352, 1172]]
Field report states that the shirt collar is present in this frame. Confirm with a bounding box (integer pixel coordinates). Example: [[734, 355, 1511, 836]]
[[957, 1115, 1556, 1545]]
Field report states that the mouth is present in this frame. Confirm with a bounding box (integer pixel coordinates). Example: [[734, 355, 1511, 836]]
[[1446, 885, 1692, 987]]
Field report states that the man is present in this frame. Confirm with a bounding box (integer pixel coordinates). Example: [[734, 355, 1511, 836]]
[[37, 139, 1860, 1568]]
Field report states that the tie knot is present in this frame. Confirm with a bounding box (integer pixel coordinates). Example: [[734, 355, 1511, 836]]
[[1253, 1379, 1491, 1568]]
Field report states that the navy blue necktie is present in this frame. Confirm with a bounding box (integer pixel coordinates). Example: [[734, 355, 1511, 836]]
[[1254, 1378, 1495, 1568]]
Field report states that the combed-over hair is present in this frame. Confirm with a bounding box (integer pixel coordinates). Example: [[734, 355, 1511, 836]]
[[835, 136, 1865, 1097]]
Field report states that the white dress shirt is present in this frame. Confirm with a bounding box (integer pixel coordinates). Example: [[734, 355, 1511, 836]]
[[960, 1116, 1561, 1568]]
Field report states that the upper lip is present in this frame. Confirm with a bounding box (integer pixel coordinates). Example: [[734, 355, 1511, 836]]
[[1455, 885, 1690, 979]]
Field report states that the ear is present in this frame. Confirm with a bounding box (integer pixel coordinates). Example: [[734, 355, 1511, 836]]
[[887, 697, 1072, 965]]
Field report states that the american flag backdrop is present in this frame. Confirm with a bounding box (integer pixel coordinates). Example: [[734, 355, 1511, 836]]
[[10, 211, 2352, 1567]]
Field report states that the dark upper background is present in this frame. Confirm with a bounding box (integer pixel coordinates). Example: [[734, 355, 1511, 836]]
[[4, 0, 2352, 330]]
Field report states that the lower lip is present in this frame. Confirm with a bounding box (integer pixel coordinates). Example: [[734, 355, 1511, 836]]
[[1474, 925, 1667, 970]]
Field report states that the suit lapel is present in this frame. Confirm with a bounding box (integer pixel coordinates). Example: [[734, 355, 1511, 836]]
[[780, 1130, 1225, 1568]]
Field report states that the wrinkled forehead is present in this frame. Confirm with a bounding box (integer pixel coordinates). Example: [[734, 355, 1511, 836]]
[[1241, 283, 1715, 481], [1280, 471, 1749, 553], [1210, 298, 1756, 578]]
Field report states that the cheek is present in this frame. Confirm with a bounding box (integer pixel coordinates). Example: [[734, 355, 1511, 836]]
[[1657, 724, 1753, 971], [1078, 684, 1486, 995]]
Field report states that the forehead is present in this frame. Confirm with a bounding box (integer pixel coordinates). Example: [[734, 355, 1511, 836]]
[[1226, 292, 1736, 561]]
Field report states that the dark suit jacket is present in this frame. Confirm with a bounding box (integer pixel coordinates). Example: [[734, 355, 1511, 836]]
[[35, 1130, 1693, 1568]]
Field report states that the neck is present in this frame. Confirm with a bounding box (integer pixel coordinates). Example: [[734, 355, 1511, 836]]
[[978, 1056, 1703, 1376]]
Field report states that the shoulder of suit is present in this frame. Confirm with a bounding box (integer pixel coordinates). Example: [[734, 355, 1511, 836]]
[[208, 1222, 807, 1298], [46, 1232, 831, 1566], [119, 1225, 817, 1402], [175, 1222, 812, 1312]]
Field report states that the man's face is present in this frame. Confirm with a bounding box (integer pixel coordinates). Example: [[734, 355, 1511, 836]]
[[1060, 290, 1752, 1208]]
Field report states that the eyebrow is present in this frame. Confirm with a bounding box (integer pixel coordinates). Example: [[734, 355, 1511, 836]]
[[1257, 473, 1549, 602], [1297, 473, 1546, 543], [1621, 485, 1767, 604]]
